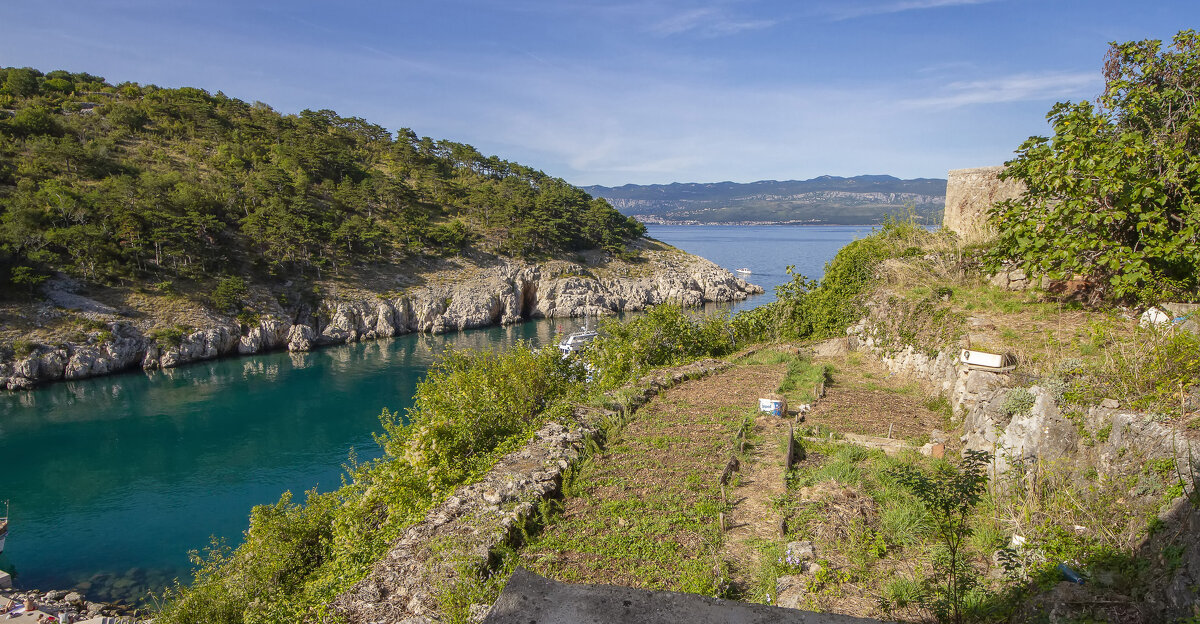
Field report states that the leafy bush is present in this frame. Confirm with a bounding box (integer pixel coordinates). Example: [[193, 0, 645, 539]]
[[1001, 388, 1035, 417], [9, 339, 37, 358], [381, 344, 583, 493], [987, 30, 1200, 303], [149, 324, 192, 349], [154, 343, 584, 623], [584, 304, 737, 389], [766, 218, 944, 340], [889, 450, 991, 624]]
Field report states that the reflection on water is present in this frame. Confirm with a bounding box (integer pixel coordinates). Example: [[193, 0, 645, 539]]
[[0, 225, 866, 604], [0, 318, 566, 603]]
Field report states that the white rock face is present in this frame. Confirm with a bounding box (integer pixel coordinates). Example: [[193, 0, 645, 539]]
[[1, 252, 760, 389]]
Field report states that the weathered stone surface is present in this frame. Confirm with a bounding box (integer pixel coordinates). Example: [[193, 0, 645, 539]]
[[286, 323, 317, 352], [775, 574, 808, 609], [943, 166, 1025, 245], [239, 317, 291, 354], [813, 337, 850, 357], [485, 568, 882, 624], [785, 540, 815, 561], [963, 370, 1004, 395], [1, 253, 758, 390]]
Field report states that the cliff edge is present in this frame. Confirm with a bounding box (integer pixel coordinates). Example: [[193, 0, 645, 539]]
[[0, 239, 761, 391]]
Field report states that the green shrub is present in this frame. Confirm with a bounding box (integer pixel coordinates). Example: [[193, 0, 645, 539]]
[[211, 276, 248, 313], [889, 450, 990, 624], [380, 344, 583, 493], [1001, 388, 1035, 417], [585, 304, 737, 389], [155, 343, 584, 623], [768, 218, 945, 340], [149, 325, 191, 348]]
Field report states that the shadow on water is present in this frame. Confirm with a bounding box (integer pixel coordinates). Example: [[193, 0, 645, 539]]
[[0, 225, 868, 604], [0, 318, 570, 604]]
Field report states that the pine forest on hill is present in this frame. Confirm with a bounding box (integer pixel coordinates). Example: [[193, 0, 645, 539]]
[[0, 67, 644, 293], [585, 175, 947, 225]]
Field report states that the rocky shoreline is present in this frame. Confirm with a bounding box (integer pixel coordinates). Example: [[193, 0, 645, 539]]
[[1, 587, 138, 622], [1, 247, 761, 391]]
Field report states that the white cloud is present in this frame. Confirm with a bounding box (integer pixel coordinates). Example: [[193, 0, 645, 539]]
[[649, 5, 778, 37], [826, 0, 999, 21], [901, 71, 1100, 109]]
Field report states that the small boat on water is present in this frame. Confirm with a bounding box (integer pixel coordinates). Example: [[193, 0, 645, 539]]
[[0, 501, 8, 554], [735, 267, 752, 274], [557, 329, 598, 356]]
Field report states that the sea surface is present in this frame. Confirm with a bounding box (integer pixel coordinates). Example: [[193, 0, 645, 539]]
[[0, 224, 874, 602]]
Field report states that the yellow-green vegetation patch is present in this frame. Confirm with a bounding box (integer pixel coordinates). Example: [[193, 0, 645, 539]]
[[519, 362, 789, 598]]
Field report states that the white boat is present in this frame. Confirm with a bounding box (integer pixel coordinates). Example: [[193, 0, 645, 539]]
[[0, 501, 8, 554], [558, 330, 598, 356], [735, 267, 752, 274]]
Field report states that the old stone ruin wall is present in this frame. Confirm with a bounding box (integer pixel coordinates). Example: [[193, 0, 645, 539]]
[[842, 314, 1200, 620], [943, 166, 1025, 246]]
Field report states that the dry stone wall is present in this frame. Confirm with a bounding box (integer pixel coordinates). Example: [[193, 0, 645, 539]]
[[943, 166, 1025, 245], [333, 359, 732, 624]]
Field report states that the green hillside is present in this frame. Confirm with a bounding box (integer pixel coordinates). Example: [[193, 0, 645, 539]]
[[0, 67, 643, 292]]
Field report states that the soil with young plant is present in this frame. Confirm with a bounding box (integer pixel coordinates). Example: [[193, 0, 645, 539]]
[[517, 347, 960, 619], [807, 353, 952, 444], [518, 358, 789, 593]]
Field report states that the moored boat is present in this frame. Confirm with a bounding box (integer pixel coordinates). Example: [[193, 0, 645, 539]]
[[557, 330, 598, 356], [0, 501, 8, 554]]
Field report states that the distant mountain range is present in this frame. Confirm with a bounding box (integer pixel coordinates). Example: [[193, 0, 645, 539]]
[[583, 175, 947, 225]]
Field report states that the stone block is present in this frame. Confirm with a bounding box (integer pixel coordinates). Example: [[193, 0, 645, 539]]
[[785, 540, 815, 561], [964, 370, 1004, 394], [944, 166, 1025, 245], [812, 338, 849, 357]]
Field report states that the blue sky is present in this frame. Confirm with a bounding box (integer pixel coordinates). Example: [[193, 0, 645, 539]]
[[2, 1, 1196, 185]]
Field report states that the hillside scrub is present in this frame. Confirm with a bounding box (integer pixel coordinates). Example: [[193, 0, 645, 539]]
[[745, 218, 956, 342], [153, 344, 584, 623], [0, 67, 643, 293]]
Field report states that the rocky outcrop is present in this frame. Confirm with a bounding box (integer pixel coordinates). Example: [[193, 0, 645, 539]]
[[848, 310, 1200, 620], [1, 252, 760, 391]]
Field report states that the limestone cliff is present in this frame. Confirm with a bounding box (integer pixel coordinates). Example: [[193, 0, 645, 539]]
[[0, 244, 761, 391]]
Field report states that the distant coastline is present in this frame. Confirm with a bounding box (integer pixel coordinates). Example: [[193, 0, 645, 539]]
[[634, 217, 938, 226]]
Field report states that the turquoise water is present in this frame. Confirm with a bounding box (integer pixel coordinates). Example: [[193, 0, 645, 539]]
[[0, 225, 868, 602]]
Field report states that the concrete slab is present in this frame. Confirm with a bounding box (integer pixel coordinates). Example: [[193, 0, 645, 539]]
[[483, 568, 888, 624]]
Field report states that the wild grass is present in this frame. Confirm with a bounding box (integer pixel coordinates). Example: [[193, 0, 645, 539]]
[[777, 355, 830, 404]]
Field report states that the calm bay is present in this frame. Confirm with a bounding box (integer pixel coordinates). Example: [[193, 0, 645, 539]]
[[0, 224, 873, 602]]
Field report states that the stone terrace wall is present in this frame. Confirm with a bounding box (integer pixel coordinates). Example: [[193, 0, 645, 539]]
[[943, 166, 1025, 245], [846, 313, 1200, 620], [334, 358, 732, 624]]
